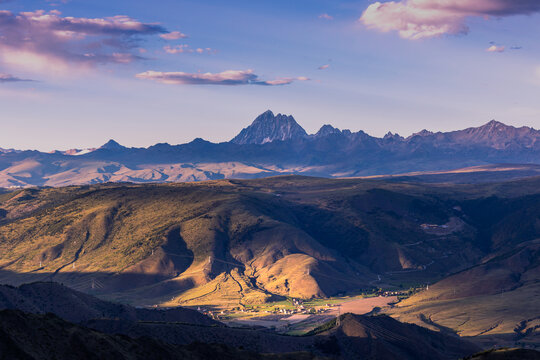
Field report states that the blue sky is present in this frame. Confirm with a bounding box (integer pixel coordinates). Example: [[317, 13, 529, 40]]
[[1, 0, 540, 151]]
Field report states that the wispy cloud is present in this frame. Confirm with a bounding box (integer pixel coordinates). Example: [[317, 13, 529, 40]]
[[318, 64, 330, 70], [0, 73, 34, 82], [163, 45, 190, 54], [360, 0, 540, 40], [136, 70, 309, 86], [46, 0, 70, 5], [163, 45, 215, 54], [159, 31, 187, 40], [0, 10, 182, 72], [318, 13, 334, 20], [487, 45, 505, 53]]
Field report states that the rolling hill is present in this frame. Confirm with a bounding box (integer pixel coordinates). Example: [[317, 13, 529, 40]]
[[86, 313, 479, 360], [465, 348, 540, 360], [0, 307, 481, 360], [0, 309, 318, 360], [0, 175, 540, 309], [0, 282, 481, 359], [387, 239, 540, 347], [0, 282, 217, 325]]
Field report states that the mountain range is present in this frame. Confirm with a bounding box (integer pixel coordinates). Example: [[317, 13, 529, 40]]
[[1, 111, 540, 187]]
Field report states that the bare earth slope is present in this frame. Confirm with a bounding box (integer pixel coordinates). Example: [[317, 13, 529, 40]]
[[1, 176, 540, 307], [388, 239, 540, 347]]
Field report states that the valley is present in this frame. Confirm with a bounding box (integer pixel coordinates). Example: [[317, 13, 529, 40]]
[[0, 174, 539, 354], [4, 0, 540, 356]]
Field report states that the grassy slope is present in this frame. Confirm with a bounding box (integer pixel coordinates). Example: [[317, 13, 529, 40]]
[[1, 176, 540, 311], [388, 239, 540, 347]]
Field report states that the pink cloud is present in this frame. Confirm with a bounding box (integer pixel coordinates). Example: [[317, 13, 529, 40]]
[[159, 31, 187, 40], [163, 44, 216, 54], [0, 10, 170, 71], [318, 13, 334, 20], [163, 45, 215, 54], [486, 45, 505, 52], [136, 70, 309, 86], [360, 0, 540, 39], [318, 64, 330, 70], [0, 73, 34, 82], [164, 44, 191, 54]]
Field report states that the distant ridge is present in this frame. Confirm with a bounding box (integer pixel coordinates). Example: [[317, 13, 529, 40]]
[[1, 111, 540, 187], [99, 139, 126, 150]]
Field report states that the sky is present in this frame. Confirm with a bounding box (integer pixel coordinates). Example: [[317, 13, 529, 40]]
[[1, 0, 540, 151]]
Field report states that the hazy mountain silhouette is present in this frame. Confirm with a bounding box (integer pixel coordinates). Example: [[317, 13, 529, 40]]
[[1, 111, 540, 187]]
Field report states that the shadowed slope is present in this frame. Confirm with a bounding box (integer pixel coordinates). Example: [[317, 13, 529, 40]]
[[0, 309, 317, 360], [389, 240, 540, 346], [0, 282, 218, 325], [465, 348, 540, 359], [1, 176, 540, 306]]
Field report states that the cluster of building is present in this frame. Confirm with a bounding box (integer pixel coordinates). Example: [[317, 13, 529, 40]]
[[380, 290, 409, 297]]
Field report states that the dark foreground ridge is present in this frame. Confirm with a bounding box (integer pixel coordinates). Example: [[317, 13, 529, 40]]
[[0, 282, 480, 360], [0, 282, 218, 325], [464, 348, 540, 360], [0, 309, 316, 360]]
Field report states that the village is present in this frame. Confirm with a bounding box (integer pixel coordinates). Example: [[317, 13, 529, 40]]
[[183, 286, 424, 335]]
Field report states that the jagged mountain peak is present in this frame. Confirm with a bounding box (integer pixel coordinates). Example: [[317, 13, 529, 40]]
[[454, 120, 540, 147], [471, 119, 515, 134], [410, 129, 434, 138], [383, 131, 403, 141], [231, 110, 308, 145], [483, 119, 506, 127], [99, 139, 125, 150], [316, 124, 341, 137]]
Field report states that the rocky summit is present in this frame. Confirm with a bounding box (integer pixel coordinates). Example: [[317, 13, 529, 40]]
[[230, 110, 308, 144], [1, 111, 540, 187]]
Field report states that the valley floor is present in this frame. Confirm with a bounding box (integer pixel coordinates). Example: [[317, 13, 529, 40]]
[[222, 295, 398, 334]]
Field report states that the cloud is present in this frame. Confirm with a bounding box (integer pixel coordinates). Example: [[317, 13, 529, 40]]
[[487, 45, 505, 52], [360, 0, 540, 40], [46, 0, 70, 5], [318, 13, 334, 20], [159, 31, 187, 40], [0, 10, 180, 72], [163, 45, 215, 54], [0, 73, 34, 82], [164, 45, 190, 54], [135, 70, 309, 86], [318, 64, 330, 70]]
